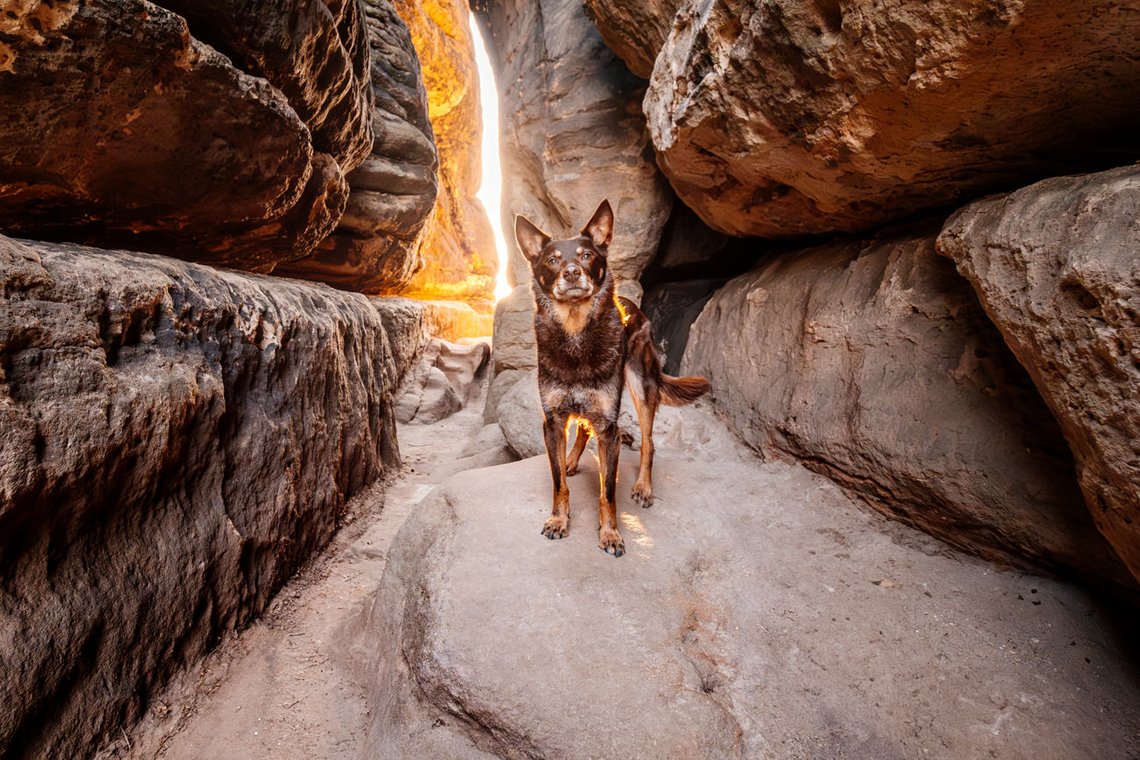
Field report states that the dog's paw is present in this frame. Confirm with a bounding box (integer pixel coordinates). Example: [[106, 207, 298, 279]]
[[631, 482, 654, 509], [598, 527, 625, 557], [566, 462, 580, 476], [541, 515, 569, 540]]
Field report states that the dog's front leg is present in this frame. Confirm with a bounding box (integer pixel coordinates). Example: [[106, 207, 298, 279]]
[[540, 412, 571, 539], [595, 423, 625, 557]]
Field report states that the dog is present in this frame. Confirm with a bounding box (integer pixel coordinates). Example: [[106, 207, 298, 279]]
[[514, 199, 710, 557]]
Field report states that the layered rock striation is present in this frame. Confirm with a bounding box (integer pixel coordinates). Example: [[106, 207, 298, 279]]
[[0, 235, 404, 758], [0, 0, 376, 270], [642, 0, 1140, 238], [939, 165, 1140, 583]]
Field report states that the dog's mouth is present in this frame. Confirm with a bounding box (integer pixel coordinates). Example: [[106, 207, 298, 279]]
[[553, 281, 595, 301]]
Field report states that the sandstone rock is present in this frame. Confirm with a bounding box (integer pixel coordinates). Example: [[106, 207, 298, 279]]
[[683, 226, 1131, 584], [0, 235, 405, 758], [582, 0, 681, 79], [641, 278, 724, 373], [495, 369, 545, 458], [938, 165, 1140, 583], [275, 0, 441, 292], [483, 367, 529, 425], [395, 339, 491, 424], [0, 0, 364, 268], [395, 0, 497, 305], [644, 0, 1140, 239], [475, 0, 673, 300], [489, 284, 536, 377], [352, 427, 1140, 758]]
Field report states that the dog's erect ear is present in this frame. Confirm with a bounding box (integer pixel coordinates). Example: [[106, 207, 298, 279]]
[[581, 199, 614, 252], [515, 214, 551, 264]]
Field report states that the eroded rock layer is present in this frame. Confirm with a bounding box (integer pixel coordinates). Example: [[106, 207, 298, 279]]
[[395, 0, 497, 305], [644, 0, 1140, 238], [939, 166, 1140, 583], [0, 235, 403, 758], [682, 227, 1131, 583], [0, 0, 376, 269], [475, 0, 672, 301], [277, 0, 440, 292]]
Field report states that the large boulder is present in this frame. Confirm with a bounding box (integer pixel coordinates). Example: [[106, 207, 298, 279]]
[[276, 0, 440, 292], [395, 0, 498, 306], [475, 0, 673, 301], [0, 235, 406, 758], [351, 428, 1140, 758], [938, 165, 1140, 584], [643, 0, 1140, 239], [682, 226, 1131, 584], [0, 0, 374, 269], [582, 0, 681, 79]]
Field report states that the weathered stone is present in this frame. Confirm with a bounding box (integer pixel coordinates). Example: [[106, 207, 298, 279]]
[[683, 226, 1131, 584], [495, 369, 544, 459], [938, 165, 1140, 583], [0, 235, 404, 759], [641, 278, 724, 374], [395, 338, 491, 424], [353, 425, 1140, 758], [483, 367, 529, 425], [582, 0, 680, 79], [489, 284, 536, 377], [275, 0, 440, 292], [0, 0, 367, 268], [644, 0, 1140, 239], [395, 0, 497, 305], [475, 0, 673, 300]]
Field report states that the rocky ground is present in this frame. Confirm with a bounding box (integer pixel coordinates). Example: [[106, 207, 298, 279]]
[[113, 377, 1140, 759]]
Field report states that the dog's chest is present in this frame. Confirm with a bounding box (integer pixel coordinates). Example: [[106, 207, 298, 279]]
[[540, 378, 621, 421]]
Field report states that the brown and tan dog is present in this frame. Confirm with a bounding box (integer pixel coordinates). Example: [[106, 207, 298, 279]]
[[515, 200, 710, 557]]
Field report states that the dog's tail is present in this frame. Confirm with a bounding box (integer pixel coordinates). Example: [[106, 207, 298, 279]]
[[659, 373, 710, 406]]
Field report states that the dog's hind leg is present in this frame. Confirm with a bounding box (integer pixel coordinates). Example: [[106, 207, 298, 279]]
[[595, 423, 625, 557], [566, 420, 591, 475], [541, 412, 571, 539], [626, 366, 659, 508]]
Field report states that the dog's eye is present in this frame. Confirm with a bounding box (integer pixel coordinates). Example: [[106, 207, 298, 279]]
[[547, 255, 558, 266], [580, 251, 592, 260]]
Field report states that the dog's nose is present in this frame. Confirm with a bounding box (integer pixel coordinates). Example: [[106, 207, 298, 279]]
[[564, 264, 582, 280]]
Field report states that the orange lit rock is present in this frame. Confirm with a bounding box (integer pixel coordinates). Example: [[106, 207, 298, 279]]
[[393, 0, 497, 306]]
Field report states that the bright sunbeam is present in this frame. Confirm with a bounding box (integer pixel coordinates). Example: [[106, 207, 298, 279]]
[[469, 15, 513, 302]]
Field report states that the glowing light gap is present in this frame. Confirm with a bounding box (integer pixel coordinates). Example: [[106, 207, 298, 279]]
[[469, 15, 513, 302]]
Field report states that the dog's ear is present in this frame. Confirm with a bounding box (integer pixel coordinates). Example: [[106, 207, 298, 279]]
[[581, 199, 614, 252], [515, 214, 551, 264]]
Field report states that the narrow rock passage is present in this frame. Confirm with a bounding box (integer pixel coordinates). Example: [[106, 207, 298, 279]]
[[120, 385, 1139, 759], [119, 387, 505, 759]]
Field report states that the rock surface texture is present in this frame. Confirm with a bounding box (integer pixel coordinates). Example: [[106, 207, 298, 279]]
[[0, 235, 402, 759], [939, 166, 1140, 584], [582, 0, 681, 79], [276, 0, 441, 292], [0, 0, 374, 269], [475, 0, 672, 301], [643, 0, 1140, 238], [353, 416, 1140, 758], [395, 0, 497, 305], [683, 227, 1131, 584]]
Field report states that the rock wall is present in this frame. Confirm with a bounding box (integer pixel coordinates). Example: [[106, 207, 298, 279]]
[[475, 0, 672, 301], [939, 166, 1140, 583], [0, 235, 406, 758], [682, 227, 1131, 584], [641, 0, 1140, 238], [395, 0, 498, 306], [0, 0, 375, 270], [276, 0, 441, 293]]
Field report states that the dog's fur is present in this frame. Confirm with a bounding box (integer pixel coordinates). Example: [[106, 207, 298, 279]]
[[515, 200, 710, 557]]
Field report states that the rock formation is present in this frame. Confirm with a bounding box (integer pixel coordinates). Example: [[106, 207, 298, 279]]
[[682, 226, 1131, 584], [939, 165, 1140, 583], [474, 0, 672, 301], [642, 0, 1140, 238], [394, 0, 498, 306], [276, 0, 440, 292], [0, 0, 373, 269], [353, 433, 1140, 758], [582, 0, 680, 79], [0, 235, 408, 758]]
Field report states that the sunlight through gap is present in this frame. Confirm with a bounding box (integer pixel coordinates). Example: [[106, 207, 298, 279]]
[[469, 15, 513, 302]]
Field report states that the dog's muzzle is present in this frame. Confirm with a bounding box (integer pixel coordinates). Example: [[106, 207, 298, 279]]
[[554, 265, 594, 300]]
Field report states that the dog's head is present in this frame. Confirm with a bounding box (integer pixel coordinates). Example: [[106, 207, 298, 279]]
[[515, 200, 614, 303]]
